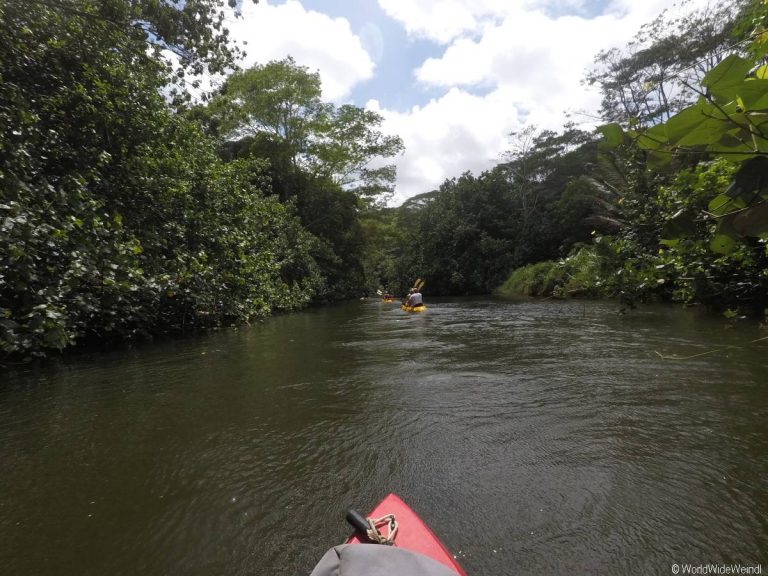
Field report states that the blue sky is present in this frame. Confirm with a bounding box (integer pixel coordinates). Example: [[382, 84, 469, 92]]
[[224, 0, 709, 204], [277, 0, 449, 111], [290, 0, 619, 111]]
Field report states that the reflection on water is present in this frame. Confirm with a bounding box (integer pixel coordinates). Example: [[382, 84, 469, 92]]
[[1, 299, 767, 575]]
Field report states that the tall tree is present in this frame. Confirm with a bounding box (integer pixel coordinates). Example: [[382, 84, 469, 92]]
[[208, 57, 404, 205], [213, 57, 327, 153], [586, 0, 745, 128]]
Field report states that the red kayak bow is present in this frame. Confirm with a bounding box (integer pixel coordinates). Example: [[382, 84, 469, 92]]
[[346, 493, 466, 575]]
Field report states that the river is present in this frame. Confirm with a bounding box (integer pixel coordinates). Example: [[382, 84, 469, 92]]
[[1, 298, 767, 575]]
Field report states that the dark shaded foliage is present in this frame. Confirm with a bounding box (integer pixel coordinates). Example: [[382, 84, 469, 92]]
[[1, 0, 320, 359]]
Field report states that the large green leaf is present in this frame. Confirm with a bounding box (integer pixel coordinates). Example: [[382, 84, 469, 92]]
[[710, 233, 737, 254], [660, 209, 697, 243], [734, 80, 768, 110], [699, 118, 763, 157], [663, 103, 713, 145], [597, 123, 626, 150], [637, 123, 668, 149], [702, 55, 753, 102], [676, 117, 728, 149], [708, 193, 746, 216], [635, 124, 671, 168]]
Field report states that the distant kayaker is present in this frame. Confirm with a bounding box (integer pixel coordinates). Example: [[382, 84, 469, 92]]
[[406, 287, 423, 308]]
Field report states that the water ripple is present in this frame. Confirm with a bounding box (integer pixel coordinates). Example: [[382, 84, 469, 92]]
[[1, 299, 767, 575]]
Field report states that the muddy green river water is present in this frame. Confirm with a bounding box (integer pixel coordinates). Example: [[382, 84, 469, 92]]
[[1, 298, 767, 575]]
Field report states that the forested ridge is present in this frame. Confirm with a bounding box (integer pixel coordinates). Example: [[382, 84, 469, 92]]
[[2, 0, 767, 361]]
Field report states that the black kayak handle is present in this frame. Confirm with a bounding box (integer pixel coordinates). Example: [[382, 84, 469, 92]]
[[346, 509, 370, 537]]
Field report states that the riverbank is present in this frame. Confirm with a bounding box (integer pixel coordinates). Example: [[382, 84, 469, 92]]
[[495, 243, 768, 317]]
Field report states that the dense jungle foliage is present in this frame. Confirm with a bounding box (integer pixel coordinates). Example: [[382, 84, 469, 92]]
[[386, 0, 768, 315], [0, 0, 402, 359], [2, 0, 767, 361]]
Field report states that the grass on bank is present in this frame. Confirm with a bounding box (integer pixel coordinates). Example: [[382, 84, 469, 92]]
[[496, 245, 608, 299]]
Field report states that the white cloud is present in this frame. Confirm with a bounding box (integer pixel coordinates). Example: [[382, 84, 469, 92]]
[[415, 11, 618, 90], [226, 0, 374, 102], [377, 0, 585, 44], [207, 0, 720, 204], [377, 0, 482, 44], [377, 0, 709, 45], [373, 0, 715, 203], [369, 87, 526, 205]]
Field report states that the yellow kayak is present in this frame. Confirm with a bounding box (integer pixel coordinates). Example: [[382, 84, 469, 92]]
[[382, 298, 394, 303], [401, 304, 427, 313]]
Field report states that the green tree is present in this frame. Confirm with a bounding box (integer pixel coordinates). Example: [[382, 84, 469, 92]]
[[0, 0, 322, 360], [586, 0, 745, 128], [310, 104, 404, 207], [211, 57, 327, 157], [208, 57, 404, 205], [411, 172, 518, 295], [598, 0, 768, 251], [499, 126, 597, 254], [576, 0, 768, 312]]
